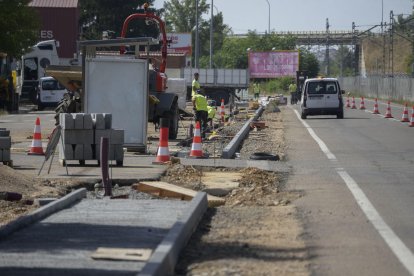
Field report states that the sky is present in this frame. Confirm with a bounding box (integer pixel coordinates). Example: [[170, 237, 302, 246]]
[[153, 0, 412, 34]]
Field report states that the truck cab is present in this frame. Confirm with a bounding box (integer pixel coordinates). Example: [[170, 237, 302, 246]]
[[20, 40, 60, 103]]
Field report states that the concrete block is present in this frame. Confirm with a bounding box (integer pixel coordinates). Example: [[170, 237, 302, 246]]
[[74, 113, 85, 129], [34, 198, 57, 207], [94, 129, 111, 144], [93, 113, 112, 129], [113, 144, 124, 161], [60, 113, 75, 129], [0, 137, 11, 149], [83, 114, 93, 130], [59, 144, 74, 160], [110, 129, 124, 145], [74, 144, 84, 160], [95, 144, 123, 160], [2, 149, 10, 161], [62, 129, 94, 145], [0, 130, 10, 137], [94, 129, 124, 145], [84, 144, 93, 160]]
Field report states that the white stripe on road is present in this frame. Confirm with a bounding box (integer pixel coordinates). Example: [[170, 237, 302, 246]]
[[294, 114, 337, 161], [292, 108, 414, 275]]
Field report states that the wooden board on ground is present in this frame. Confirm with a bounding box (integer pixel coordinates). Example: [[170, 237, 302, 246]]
[[91, 247, 152, 261], [133, 181, 225, 207]]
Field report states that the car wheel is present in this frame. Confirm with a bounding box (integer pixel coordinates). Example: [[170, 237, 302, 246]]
[[301, 112, 307, 119], [337, 111, 344, 119]]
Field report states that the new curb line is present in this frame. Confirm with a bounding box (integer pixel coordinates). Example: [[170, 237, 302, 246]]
[[0, 188, 87, 240], [140, 192, 208, 276], [221, 105, 265, 159]]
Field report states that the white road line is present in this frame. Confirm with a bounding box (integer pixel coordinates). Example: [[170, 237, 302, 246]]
[[292, 111, 337, 161], [292, 107, 414, 276]]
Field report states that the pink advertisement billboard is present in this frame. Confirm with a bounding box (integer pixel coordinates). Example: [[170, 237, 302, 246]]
[[248, 51, 299, 78]]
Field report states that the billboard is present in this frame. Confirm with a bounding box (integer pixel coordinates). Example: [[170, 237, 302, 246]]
[[248, 51, 299, 78], [166, 33, 192, 55]]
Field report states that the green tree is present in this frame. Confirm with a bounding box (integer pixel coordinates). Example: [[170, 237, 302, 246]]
[[0, 0, 40, 57], [198, 12, 231, 67], [299, 48, 320, 78], [162, 0, 208, 32], [79, 0, 158, 40]]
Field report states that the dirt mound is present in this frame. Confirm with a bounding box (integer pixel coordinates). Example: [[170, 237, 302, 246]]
[[0, 165, 39, 196]]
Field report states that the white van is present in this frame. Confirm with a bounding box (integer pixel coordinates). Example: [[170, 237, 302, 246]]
[[37, 77, 67, 110], [300, 78, 344, 119]]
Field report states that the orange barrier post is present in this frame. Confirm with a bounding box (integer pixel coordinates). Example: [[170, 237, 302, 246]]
[[372, 98, 380, 114], [401, 103, 410, 122], [220, 99, 225, 123], [153, 118, 170, 163], [28, 117, 45, 155], [384, 101, 393, 118], [359, 97, 366, 110], [345, 96, 350, 108], [409, 106, 414, 127], [351, 96, 356, 109], [189, 121, 203, 158]]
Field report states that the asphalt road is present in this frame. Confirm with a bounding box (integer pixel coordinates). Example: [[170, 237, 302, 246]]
[[285, 103, 414, 276]]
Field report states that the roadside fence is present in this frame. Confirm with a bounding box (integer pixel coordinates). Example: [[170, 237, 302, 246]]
[[339, 76, 414, 102]]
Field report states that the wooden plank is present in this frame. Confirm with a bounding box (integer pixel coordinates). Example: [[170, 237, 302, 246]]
[[91, 247, 152, 261], [132, 181, 225, 207]]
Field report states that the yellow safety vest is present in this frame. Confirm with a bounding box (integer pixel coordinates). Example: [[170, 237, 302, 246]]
[[193, 94, 208, 111], [192, 79, 200, 96], [207, 106, 216, 119]]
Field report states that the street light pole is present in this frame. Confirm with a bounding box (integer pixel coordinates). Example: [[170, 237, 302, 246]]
[[195, 0, 199, 69], [209, 0, 214, 68], [265, 0, 270, 33]]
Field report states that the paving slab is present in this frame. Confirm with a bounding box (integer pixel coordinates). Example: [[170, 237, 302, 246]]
[[0, 195, 200, 275]]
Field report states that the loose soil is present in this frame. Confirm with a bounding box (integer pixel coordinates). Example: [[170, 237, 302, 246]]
[[162, 104, 310, 275]]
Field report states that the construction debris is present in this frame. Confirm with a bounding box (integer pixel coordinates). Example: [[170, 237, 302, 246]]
[[132, 181, 225, 207]]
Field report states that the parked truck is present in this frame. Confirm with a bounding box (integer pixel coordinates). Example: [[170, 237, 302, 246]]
[[46, 5, 183, 151], [19, 40, 77, 104], [183, 67, 249, 105]]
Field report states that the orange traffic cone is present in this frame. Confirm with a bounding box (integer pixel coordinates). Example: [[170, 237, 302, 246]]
[[372, 98, 380, 114], [409, 106, 414, 127], [345, 96, 350, 108], [351, 96, 356, 109], [28, 117, 45, 155], [359, 97, 366, 110], [189, 121, 204, 158], [384, 101, 393, 118], [401, 103, 410, 122], [220, 99, 225, 123], [153, 118, 170, 163]]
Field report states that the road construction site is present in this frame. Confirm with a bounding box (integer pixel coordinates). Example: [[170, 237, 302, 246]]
[[2, 95, 414, 275], [0, 98, 309, 275]]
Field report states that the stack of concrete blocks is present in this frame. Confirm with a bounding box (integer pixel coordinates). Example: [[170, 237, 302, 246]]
[[59, 113, 94, 163], [0, 128, 11, 164], [59, 113, 124, 165], [93, 114, 124, 165]]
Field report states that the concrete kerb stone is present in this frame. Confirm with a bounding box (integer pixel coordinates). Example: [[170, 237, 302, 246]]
[[221, 105, 265, 159], [139, 192, 208, 276], [0, 188, 87, 240]]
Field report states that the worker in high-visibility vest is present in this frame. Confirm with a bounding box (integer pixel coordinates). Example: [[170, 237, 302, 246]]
[[192, 89, 208, 137], [207, 103, 216, 127], [192, 72, 200, 97], [253, 82, 260, 99]]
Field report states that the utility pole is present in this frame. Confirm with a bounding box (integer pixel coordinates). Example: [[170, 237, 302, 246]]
[[209, 0, 213, 68], [195, 0, 199, 69], [265, 0, 270, 33], [352, 22, 357, 76], [325, 18, 330, 76], [389, 10, 394, 77]]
